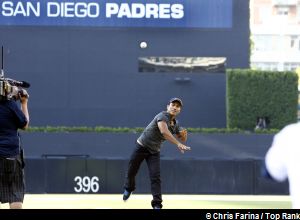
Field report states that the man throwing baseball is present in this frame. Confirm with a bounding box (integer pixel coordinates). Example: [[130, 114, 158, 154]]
[[122, 97, 191, 209]]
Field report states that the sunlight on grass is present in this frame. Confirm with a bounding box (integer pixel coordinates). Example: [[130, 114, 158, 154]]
[[1, 194, 289, 209]]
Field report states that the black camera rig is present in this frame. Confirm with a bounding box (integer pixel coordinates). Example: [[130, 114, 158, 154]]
[[0, 46, 30, 100]]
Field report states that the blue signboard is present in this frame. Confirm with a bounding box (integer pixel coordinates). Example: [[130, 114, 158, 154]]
[[0, 0, 232, 28]]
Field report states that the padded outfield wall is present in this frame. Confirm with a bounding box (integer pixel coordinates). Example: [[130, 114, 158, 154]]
[[0, 0, 249, 128], [22, 132, 288, 194]]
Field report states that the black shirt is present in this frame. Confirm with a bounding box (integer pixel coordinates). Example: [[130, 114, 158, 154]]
[[0, 99, 27, 157]]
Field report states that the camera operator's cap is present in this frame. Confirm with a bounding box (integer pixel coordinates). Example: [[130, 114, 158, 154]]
[[169, 97, 183, 107]]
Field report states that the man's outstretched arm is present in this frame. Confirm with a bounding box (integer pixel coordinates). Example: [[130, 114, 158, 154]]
[[158, 121, 191, 153]]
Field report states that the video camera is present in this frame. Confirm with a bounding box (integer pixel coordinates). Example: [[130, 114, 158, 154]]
[[0, 46, 30, 101], [0, 76, 30, 100]]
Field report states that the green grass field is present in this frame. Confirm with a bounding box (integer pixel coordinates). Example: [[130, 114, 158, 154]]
[[0, 194, 292, 209]]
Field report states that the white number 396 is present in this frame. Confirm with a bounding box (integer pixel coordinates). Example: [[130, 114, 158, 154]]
[[74, 176, 100, 193]]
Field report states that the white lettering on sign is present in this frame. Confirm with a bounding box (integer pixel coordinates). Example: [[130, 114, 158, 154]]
[[2, 1, 40, 17], [0, 1, 185, 22], [47, 2, 99, 18], [74, 176, 100, 193], [106, 3, 184, 19]]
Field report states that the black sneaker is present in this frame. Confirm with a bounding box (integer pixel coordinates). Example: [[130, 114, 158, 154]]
[[153, 206, 161, 209], [123, 189, 132, 201]]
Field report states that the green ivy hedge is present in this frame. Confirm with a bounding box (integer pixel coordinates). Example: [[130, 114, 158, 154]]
[[24, 126, 279, 134], [226, 69, 298, 130]]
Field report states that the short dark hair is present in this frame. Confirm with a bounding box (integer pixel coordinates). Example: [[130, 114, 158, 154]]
[[169, 97, 183, 107]]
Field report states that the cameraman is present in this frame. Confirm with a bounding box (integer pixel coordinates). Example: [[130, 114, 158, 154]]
[[0, 88, 29, 209]]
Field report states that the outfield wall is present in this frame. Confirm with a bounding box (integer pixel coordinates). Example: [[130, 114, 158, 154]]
[[25, 157, 289, 195], [22, 132, 289, 195]]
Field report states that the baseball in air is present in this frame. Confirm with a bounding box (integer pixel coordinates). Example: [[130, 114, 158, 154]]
[[140, 41, 147, 49]]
